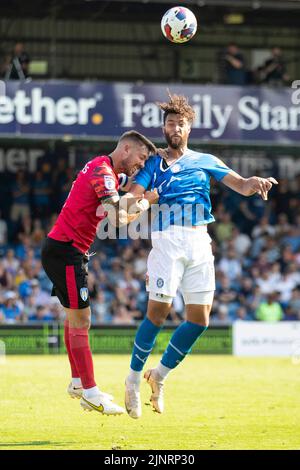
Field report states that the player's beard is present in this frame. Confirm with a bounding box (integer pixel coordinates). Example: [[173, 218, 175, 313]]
[[164, 132, 183, 149], [122, 157, 139, 176]]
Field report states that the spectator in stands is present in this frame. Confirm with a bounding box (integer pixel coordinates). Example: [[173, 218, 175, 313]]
[[23, 294, 37, 322], [0, 307, 5, 324], [274, 213, 291, 237], [272, 179, 293, 220], [259, 47, 289, 86], [49, 298, 65, 322], [32, 170, 51, 218], [18, 275, 34, 300], [255, 269, 276, 296], [231, 200, 256, 234], [255, 292, 284, 322], [6, 42, 30, 80], [211, 304, 230, 325], [215, 211, 234, 243], [1, 291, 23, 324], [284, 306, 299, 321], [15, 234, 32, 261], [127, 297, 143, 322], [111, 305, 135, 325], [0, 210, 8, 246], [252, 255, 269, 276], [107, 257, 124, 287], [280, 245, 296, 272], [288, 288, 300, 320], [91, 291, 111, 324], [29, 279, 51, 306], [234, 306, 253, 321], [10, 170, 30, 223], [286, 263, 300, 286], [247, 285, 263, 315], [264, 236, 280, 264], [219, 43, 248, 85], [117, 268, 140, 297], [14, 266, 26, 288], [133, 248, 148, 276], [268, 262, 281, 285], [216, 274, 238, 310], [57, 167, 74, 209], [0, 260, 13, 290], [31, 219, 45, 246], [252, 215, 276, 239], [0, 45, 10, 77], [28, 305, 54, 322], [228, 226, 251, 257], [282, 226, 300, 253], [87, 271, 99, 301], [275, 270, 299, 308], [218, 248, 242, 281], [237, 277, 254, 307], [52, 158, 68, 211]]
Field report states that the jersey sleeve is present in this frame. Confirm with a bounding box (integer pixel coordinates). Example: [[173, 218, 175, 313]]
[[201, 154, 231, 181], [133, 156, 156, 189], [89, 163, 119, 200]]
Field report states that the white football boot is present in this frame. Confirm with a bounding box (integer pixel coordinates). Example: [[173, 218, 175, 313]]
[[144, 369, 164, 413], [80, 393, 125, 415], [124, 379, 142, 419], [67, 382, 83, 399], [67, 382, 114, 401]]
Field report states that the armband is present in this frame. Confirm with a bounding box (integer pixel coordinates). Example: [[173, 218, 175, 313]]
[[118, 173, 129, 190]]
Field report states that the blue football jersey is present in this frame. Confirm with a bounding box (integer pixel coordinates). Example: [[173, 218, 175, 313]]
[[133, 149, 231, 231]]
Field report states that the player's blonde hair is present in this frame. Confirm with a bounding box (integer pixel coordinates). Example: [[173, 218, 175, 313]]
[[157, 91, 195, 125]]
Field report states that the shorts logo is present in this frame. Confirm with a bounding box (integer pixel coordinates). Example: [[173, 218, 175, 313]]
[[104, 175, 116, 190], [156, 278, 164, 288], [80, 287, 89, 302]]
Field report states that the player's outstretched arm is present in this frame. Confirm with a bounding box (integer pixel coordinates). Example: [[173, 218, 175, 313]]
[[125, 183, 146, 197], [222, 170, 278, 200]]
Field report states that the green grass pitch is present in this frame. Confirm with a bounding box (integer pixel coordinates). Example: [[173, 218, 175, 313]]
[[0, 355, 299, 450]]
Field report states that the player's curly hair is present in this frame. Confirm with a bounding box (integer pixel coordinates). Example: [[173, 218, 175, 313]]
[[157, 90, 195, 125]]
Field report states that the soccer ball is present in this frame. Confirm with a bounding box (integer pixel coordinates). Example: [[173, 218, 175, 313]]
[[161, 6, 197, 44]]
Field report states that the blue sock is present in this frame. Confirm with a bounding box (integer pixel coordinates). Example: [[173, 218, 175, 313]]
[[130, 317, 161, 371], [161, 321, 207, 369]]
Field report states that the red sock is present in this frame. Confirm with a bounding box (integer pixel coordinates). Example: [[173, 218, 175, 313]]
[[64, 320, 80, 379], [69, 327, 96, 389]]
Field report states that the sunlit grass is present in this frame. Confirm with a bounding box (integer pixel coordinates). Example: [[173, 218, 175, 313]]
[[0, 355, 299, 450]]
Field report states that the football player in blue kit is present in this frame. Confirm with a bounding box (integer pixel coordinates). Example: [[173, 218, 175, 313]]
[[124, 93, 278, 418]]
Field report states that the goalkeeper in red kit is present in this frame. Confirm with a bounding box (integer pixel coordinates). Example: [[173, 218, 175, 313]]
[[41, 131, 158, 415]]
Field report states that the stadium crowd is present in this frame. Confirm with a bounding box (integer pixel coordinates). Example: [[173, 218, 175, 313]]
[[0, 160, 300, 326]]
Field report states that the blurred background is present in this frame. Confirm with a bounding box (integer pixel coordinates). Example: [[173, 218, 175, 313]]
[[0, 0, 300, 331]]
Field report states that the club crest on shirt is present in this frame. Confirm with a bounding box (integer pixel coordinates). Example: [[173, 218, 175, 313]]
[[171, 164, 181, 174], [80, 288, 89, 302], [104, 175, 116, 190], [156, 278, 164, 288]]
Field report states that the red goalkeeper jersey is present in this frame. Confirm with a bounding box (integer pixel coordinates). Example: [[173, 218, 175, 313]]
[[49, 155, 119, 253]]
